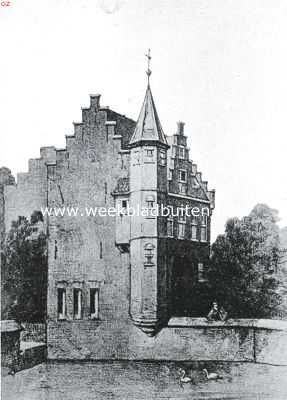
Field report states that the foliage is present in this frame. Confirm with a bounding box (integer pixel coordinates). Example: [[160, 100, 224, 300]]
[[2, 214, 47, 322], [207, 204, 282, 318]]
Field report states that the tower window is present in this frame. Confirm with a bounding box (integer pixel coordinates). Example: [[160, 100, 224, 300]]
[[133, 151, 140, 165], [159, 150, 166, 166], [144, 243, 155, 266], [90, 288, 99, 319], [73, 289, 82, 319], [178, 146, 185, 159], [146, 149, 154, 157], [146, 195, 155, 209], [57, 288, 66, 320]]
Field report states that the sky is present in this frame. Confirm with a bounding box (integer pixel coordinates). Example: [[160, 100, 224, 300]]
[[0, 0, 286, 240]]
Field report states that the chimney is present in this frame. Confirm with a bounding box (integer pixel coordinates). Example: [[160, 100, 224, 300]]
[[177, 121, 185, 135], [90, 94, 101, 110]]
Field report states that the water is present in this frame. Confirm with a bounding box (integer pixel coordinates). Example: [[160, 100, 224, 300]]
[[2, 361, 287, 400]]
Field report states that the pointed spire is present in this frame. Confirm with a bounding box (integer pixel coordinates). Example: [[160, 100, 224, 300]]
[[145, 48, 152, 86], [129, 50, 168, 148]]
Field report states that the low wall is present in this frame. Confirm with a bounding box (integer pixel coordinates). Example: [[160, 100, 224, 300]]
[[47, 318, 287, 365], [1, 320, 22, 370]]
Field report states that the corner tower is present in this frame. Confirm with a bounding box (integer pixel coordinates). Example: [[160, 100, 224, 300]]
[[129, 51, 169, 336]]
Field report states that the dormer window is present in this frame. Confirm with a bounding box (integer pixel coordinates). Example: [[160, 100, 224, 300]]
[[179, 169, 187, 183], [144, 243, 155, 266]]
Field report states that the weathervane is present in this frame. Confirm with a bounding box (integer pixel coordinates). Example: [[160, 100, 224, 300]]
[[145, 48, 152, 85]]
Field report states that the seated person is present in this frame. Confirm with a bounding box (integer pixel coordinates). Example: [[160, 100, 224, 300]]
[[207, 301, 228, 321]]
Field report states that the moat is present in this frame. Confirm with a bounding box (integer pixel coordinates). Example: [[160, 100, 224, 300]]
[[2, 361, 287, 400]]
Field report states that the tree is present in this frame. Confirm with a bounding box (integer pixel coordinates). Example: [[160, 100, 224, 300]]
[[207, 204, 281, 318], [2, 213, 47, 322]]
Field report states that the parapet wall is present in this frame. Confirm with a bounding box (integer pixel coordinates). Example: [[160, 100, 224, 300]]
[[47, 318, 287, 366]]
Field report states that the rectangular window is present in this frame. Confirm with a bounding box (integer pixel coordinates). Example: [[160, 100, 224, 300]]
[[178, 146, 185, 159], [159, 150, 166, 166], [198, 263, 206, 282], [179, 170, 187, 183], [146, 149, 154, 157], [57, 288, 66, 320], [167, 217, 173, 237], [178, 222, 186, 239], [191, 216, 198, 240], [90, 288, 99, 319], [201, 215, 208, 242], [73, 289, 82, 319]]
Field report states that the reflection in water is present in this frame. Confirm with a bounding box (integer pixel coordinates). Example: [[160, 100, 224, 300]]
[[2, 361, 287, 400]]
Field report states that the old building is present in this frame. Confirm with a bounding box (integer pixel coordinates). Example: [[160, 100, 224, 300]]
[[3, 66, 215, 358]]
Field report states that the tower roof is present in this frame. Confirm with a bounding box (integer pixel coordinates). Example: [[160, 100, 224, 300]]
[[129, 84, 168, 147]]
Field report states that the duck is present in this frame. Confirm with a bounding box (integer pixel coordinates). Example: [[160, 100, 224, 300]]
[[178, 368, 192, 384], [202, 368, 222, 380]]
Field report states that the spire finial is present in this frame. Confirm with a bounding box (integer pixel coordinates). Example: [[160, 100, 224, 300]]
[[145, 48, 152, 85]]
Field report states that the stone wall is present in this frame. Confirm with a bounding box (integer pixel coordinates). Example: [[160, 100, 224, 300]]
[[1, 320, 22, 370], [47, 318, 287, 366]]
